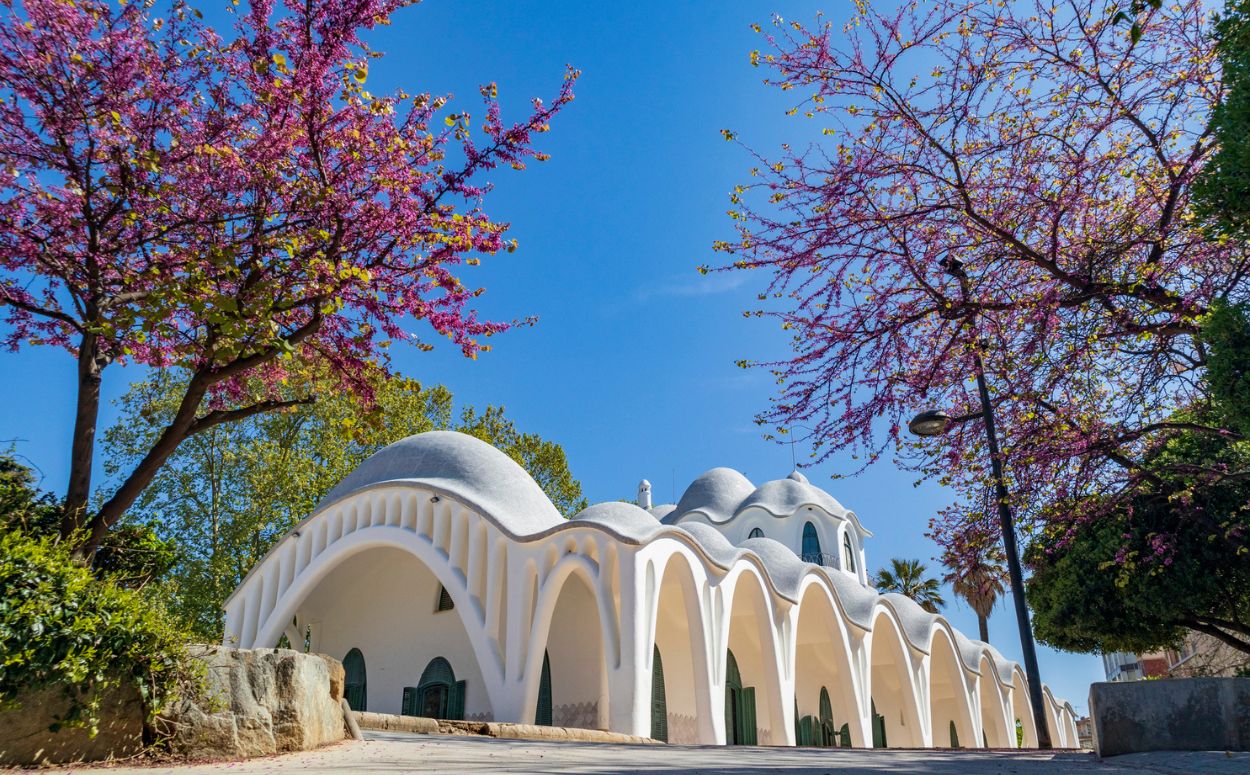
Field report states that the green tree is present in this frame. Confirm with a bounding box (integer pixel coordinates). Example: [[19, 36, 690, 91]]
[[103, 372, 587, 638], [1195, 0, 1250, 239], [873, 558, 945, 614], [0, 453, 174, 588], [1026, 427, 1250, 656]]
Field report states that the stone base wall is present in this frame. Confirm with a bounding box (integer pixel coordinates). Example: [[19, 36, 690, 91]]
[[666, 713, 699, 744], [553, 701, 599, 730], [353, 711, 657, 744], [1090, 677, 1250, 756]]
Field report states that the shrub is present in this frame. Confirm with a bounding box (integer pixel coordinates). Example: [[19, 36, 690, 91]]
[[0, 530, 193, 737]]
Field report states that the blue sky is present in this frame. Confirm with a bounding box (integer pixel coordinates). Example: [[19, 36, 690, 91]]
[[0, 0, 1104, 715]]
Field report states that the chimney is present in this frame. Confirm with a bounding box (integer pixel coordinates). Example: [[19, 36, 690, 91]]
[[637, 479, 652, 510]]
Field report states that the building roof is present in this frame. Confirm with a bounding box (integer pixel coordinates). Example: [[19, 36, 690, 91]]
[[318, 430, 565, 534], [661, 466, 873, 537]]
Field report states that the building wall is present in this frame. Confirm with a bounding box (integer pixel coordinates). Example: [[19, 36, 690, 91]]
[[224, 481, 1077, 748], [297, 546, 492, 720]]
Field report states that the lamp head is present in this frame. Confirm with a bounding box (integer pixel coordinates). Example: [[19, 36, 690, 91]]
[[908, 409, 951, 437], [939, 255, 967, 278]]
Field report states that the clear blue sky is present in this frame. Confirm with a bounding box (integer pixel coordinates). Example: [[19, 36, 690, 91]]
[[0, 0, 1104, 715]]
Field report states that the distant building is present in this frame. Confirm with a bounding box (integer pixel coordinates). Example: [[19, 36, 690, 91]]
[[1102, 632, 1249, 684], [1074, 716, 1093, 750], [1100, 651, 1169, 682]]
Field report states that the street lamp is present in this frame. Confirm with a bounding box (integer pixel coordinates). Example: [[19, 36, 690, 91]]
[[908, 255, 1054, 750]]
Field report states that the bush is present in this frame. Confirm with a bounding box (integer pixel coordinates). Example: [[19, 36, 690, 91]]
[[0, 531, 194, 737]]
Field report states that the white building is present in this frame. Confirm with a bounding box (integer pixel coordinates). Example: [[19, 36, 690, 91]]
[[224, 431, 1078, 748]]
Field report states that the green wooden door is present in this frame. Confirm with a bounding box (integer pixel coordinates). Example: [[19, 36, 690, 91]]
[[343, 648, 367, 712], [838, 723, 851, 748], [401, 686, 417, 716], [818, 687, 834, 747], [797, 715, 818, 746], [738, 687, 757, 745], [871, 699, 887, 748], [651, 646, 668, 742], [535, 651, 553, 726], [417, 657, 464, 720]]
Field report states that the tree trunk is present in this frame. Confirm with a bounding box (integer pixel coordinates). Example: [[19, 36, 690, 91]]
[[978, 614, 989, 644], [61, 332, 103, 541], [76, 377, 210, 557]]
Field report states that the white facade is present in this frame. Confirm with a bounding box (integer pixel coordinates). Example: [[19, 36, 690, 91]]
[[224, 431, 1078, 748]]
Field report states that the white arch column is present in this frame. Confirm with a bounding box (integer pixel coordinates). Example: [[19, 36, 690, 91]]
[[608, 547, 649, 736], [846, 629, 874, 747]]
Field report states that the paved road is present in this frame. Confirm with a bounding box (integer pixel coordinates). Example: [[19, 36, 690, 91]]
[[46, 732, 1250, 774]]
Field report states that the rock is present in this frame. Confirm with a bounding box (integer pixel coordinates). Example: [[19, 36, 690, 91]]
[[318, 654, 345, 702], [161, 645, 345, 760], [0, 683, 144, 766]]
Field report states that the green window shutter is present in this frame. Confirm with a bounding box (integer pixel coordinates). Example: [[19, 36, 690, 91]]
[[343, 648, 367, 712], [437, 585, 454, 612], [535, 651, 553, 726], [949, 720, 960, 748], [818, 687, 833, 722], [983, 729, 989, 748], [401, 686, 417, 716], [748, 527, 764, 539], [839, 722, 851, 748], [738, 686, 757, 746], [651, 646, 668, 742], [449, 680, 467, 721]]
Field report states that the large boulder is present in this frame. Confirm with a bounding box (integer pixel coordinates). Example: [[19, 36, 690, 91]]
[[161, 645, 346, 759]]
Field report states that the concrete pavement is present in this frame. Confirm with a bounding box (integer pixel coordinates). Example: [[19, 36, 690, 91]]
[[36, 732, 1250, 774]]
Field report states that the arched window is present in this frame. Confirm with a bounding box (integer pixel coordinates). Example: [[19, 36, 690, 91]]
[[535, 651, 553, 726], [801, 522, 823, 564], [843, 532, 857, 574], [402, 657, 465, 720], [651, 645, 668, 742], [747, 527, 764, 539], [436, 584, 454, 612], [343, 647, 367, 711], [819, 686, 835, 747]]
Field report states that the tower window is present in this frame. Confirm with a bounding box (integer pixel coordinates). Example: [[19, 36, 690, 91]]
[[436, 584, 454, 612]]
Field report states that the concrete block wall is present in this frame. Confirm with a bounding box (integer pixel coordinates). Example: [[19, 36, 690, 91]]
[[1089, 678, 1250, 757]]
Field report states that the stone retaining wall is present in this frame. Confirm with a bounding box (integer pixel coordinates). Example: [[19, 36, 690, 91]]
[[0, 684, 144, 766], [1089, 677, 1250, 757], [0, 646, 349, 766]]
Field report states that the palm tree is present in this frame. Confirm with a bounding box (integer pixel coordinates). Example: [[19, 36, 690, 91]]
[[873, 558, 945, 613], [942, 546, 1008, 643]]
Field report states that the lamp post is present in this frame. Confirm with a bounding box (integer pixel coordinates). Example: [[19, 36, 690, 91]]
[[907, 256, 1053, 750]]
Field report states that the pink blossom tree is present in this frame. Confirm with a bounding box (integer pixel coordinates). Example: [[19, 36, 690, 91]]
[[715, 0, 1247, 563], [0, 0, 576, 555]]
